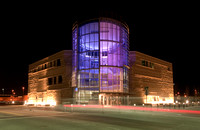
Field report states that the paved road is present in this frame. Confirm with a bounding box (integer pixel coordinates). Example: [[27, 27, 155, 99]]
[[0, 105, 200, 130]]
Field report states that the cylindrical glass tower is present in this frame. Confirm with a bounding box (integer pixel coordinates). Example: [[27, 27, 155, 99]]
[[72, 18, 129, 103]]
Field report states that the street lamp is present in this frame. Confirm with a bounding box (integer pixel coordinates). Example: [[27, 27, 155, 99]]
[[22, 87, 25, 95], [2, 88, 4, 94], [11, 89, 15, 96], [11, 89, 15, 103]]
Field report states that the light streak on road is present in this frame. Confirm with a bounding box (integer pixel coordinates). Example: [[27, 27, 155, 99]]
[[63, 104, 200, 115]]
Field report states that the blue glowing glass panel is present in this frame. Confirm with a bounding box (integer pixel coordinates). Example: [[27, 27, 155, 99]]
[[78, 22, 99, 91]]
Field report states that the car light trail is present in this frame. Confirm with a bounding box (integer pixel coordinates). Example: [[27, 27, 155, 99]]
[[63, 104, 200, 115]]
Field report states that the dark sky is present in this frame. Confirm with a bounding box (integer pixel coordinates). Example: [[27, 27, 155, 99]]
[[1, 2, 199, 95]]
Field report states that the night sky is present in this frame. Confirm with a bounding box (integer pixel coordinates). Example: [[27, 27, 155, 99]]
[[1, 2, 199, 96]]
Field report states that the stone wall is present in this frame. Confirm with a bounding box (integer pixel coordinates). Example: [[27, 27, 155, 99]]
[[129, 51, 174, 104], [28, 50, 73, 105]]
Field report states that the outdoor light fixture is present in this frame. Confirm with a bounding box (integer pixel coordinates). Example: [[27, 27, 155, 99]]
[[144, 95, 173, 104]]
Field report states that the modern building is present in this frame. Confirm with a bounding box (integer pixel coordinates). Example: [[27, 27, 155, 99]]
[[27, 18, 174, 106]]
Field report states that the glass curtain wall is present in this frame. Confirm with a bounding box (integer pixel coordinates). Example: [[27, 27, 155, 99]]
[[121, 23, 129, 93], [99, 20, 129, 93], [78, 22, 99, 100], [72, 26, 78, 88], [73, 18, 129, 101]]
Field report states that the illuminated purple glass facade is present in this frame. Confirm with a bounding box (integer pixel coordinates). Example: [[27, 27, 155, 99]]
[[72, 18, 129, 101]]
